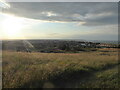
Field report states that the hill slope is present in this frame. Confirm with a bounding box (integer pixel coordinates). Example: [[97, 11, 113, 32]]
[[2, 48, 119, 88]]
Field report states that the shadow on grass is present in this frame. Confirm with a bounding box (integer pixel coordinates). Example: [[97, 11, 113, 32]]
[[49, 68, 93, 88], [19, 63, 119, 88], [19, 68, 93, 88]]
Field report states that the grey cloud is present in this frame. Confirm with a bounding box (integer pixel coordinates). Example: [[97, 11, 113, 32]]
[[4, 2, 118, 26], [69, 34, 118, 41], [83, 13, 118, 26]]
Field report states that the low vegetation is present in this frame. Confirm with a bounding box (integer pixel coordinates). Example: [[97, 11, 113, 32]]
[[2, 48, 119, 88], [2, 40, 118, 53]]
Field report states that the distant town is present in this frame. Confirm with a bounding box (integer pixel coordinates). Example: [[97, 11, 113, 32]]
[[2, 40, 119, 53]]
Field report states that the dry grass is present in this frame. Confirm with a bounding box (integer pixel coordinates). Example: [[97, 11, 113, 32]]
[[2, 48, 119, 88]]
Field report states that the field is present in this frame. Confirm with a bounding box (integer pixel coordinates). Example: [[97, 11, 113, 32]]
[[2, 48, 120, 88]]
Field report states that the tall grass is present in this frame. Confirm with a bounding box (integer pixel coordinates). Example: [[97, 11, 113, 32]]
[[2, 48, 119, 88]]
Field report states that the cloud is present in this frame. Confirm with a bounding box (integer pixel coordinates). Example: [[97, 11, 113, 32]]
[[41, 11, 59, 17], [3, 2, 118, 26], [69, 34, 118, 41]]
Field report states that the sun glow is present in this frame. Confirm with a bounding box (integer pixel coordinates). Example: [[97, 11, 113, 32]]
[[1, 15, 24, 39]]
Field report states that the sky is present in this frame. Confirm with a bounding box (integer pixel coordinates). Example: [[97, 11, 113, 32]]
[[0, 2, 118, 40]]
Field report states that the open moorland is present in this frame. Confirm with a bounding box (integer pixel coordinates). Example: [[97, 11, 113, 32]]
[[2, 47, 119, 88]]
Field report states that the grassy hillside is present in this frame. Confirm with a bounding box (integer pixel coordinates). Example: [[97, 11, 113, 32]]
[[2, 48, 119, 88]]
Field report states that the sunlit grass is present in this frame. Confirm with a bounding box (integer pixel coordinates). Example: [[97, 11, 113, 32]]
[[2, 48, 119, 88]]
